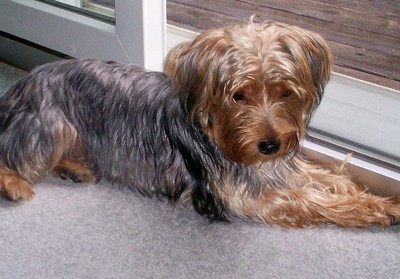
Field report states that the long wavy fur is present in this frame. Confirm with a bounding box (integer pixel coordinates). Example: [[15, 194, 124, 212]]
[[1, 21, 399, 228]]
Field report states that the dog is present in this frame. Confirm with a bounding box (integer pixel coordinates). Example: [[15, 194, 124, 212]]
[[0, 19, 399, 228]]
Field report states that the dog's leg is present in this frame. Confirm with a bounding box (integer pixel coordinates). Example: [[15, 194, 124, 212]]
[[0, 167, 35, 200], [53, 159, 95, 183], [51, 136, 95, 183], [218, 157, 400, 227], [0, 108, 78, 200]]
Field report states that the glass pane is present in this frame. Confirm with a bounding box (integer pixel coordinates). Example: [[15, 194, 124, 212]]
[[82, 0, 115, 17], [40, 0, 115, 22]]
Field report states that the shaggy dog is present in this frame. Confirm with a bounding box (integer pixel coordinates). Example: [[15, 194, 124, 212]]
[[0, 20, 399, 227]]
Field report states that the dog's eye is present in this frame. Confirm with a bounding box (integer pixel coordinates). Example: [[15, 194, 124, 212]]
[[282, 90, 293, 97], [233, 92, 246, 104]]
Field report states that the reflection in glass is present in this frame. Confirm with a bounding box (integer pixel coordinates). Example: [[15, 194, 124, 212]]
[[40, 0, 115, 21], [82, 0, 115, 18]]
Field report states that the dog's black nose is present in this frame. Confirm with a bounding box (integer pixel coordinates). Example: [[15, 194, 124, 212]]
[[258, 139, 281, 155]]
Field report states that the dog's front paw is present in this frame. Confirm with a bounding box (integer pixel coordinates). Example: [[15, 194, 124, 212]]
[[0, 173, 35, 201]]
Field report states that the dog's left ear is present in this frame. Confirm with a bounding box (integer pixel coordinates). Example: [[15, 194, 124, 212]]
[[280, 27, 334, 122], [303, 32, 334, 99], [295, 29, 334, 113]]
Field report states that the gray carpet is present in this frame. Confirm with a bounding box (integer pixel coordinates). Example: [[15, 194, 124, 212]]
[[0, 61, 399, 279]]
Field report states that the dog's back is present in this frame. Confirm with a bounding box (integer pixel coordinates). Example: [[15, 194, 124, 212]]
[[0, 59, 195, 201]]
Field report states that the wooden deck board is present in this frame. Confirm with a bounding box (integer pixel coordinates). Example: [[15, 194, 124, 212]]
[[167, 0, 400, 90]]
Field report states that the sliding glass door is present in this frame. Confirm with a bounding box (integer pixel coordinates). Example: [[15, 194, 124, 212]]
[[0, 0, 166, 71]]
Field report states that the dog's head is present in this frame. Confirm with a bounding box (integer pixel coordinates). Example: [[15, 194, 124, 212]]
[[165, 20, 333, 164]]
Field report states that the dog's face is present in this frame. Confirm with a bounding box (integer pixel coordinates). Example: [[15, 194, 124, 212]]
[[165, 21, 333, 164]]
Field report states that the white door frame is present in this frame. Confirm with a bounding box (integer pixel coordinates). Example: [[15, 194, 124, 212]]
[[0, 0, 166, 71]]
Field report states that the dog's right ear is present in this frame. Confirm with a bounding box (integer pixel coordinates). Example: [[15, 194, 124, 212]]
[[164, 41, 191, 84], [164, 41, 199, 118], [163, 30, 228, 129]]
